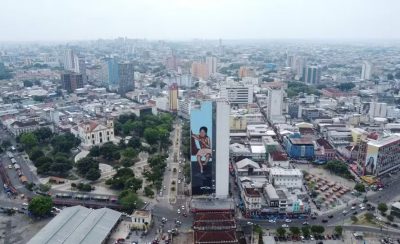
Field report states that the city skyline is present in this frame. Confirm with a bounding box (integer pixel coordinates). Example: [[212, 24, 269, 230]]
[[1, 0, 400, 42]]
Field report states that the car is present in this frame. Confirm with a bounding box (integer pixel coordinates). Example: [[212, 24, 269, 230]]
[[268, 219, 276, 223], [177, 209, 181, 214], [322, 219, 328, 223], [360, 206, 366, 210], [178, 180, 181, 184], [351, 206, 356, 210], [353, 211, 358, 215], [378, 188, 383, 191], [285, 219, 292, 223], [163, 185, 166, 190], [181, 205, 185, 210], [311, 216, 317, 220], [342, 210, 348, 215], [178, 169, 181, 173], [328, 215, 333, 218], [8, 165, 12, 169], [22, 202, 28, 206], [282, 224, 289, 228], [302, 221, 309, 225], [183, 212, 187, 217]]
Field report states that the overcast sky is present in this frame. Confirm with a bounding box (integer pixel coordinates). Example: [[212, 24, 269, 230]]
[[1, 0, 399, 41]]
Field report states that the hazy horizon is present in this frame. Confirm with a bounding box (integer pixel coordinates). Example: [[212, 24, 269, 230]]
[[1, 0, 400, 42]]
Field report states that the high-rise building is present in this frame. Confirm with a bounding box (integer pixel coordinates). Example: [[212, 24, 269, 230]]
[[63, 49, 76, 71], [356, 135, 400, 177], [238, 66, 255, 78], [266, 87, 283, 120], [206, 56, 217, 75], [361, 61, 372, 80], [191, 61, 209, 80], [303, 65, 321, 84], [118, 62, 134, 95], [61, 72, 83, 93], [169, 83, 178, 112], [166, 54, 178, 71], [101, 57, 119, 90], [220, 85, 254, 105], [190, 100, 230, 198]]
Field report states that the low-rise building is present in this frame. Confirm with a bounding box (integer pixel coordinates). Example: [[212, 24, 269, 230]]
[[131, 210, 152, 230], [283, 134, 314, 160], [269, 168, 303, 189], [268, 151, 290, 168], [72, 119, 115, 148]]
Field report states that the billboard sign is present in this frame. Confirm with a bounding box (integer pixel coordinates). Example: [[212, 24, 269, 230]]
[[190, 101, 215, 195], [364, 145, 378, 176]]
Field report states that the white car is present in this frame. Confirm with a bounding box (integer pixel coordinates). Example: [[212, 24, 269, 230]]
[[178, 169, 181, 173], [268, 219, 276, 223], [282, 224, 289, 228], [177, 209, 181, 214], [178, 180, 181, 184], [351, 206, 356, 210], [342, 210, 348, 214], [181, 205, 185, 210], [285, 219, 292, 223], [22, 202, 28, 206], [360, 206, 366, 210]]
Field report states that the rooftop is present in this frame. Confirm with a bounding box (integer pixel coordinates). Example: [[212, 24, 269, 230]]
[[368, 135, 400, 147], [270, 151, 288, 161], [288, 137, 314, 145], [28, 206, 122, 244], [316, 138, 334, 149], [269, 168, 303, 177]]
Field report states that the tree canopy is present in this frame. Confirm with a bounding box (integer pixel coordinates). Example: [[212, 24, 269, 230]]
[[28, 196, 53, 217]]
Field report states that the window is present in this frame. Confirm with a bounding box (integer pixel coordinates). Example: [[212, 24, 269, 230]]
[[92, 140, 95, 145], [92, 134, 94, 138], [99, 132, 102, 137], [107, 131, 109, 135]]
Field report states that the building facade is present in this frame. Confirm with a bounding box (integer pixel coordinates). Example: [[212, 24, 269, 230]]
[[72, 120, 115, 148], [169, 83, 178, 112], [303, 65, 321, 84], [220, 85, 254, 105], [61, 72, 83, 93], [269, 168, 303, 189]]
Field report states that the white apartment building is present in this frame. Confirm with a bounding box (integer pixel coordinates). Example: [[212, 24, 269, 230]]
[[220, 85, 254, 105], [369, 102, 387, 118], [206, 56, 217, 75], [266, 87, 284, 120], [269, 168, 303, 189], [361, 61, 372, 80], [72, 120, 115, 148]]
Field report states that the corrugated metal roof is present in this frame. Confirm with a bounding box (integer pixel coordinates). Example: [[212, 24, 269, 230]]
[[28, 206, 122, 244]]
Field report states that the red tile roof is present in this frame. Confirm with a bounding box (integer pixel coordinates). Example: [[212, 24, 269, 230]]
[[194, 230, 238, 244], [316, 138, 334, 149], [270, 151, 288, 161]]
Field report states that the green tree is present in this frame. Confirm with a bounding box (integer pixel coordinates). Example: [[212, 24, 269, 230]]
[[301, 226, 310, 237], [310, 225, 324, 235], [127, 136, 141, 149], [119, 190, 143, 212], [144, 128, 159, 144], [125, 177, 143, 193], [28, 196, 53, 217], [29, 147, 45, 161], [336, 82, 355, 91], [100, 142, 120, 160], [365, 212, 374, 222], [88, 145, 101, 157], [1, 140, 11, 149], [334, 226, 343, 236], [86, 168, 101, 181], [378, 203, 388, 214], [144, 186, 154, 197], [289, 226, 300, 236], [20, 132, 38, 149], [121, 158, 135, 168], [38, 183, 51, 192], [276, 227, 286, 237], [76, 157, 99, 176], [354, 183, 366, 192], [33, 127, 53, 142], [351, 216, 358, 223], [122, 148, 138, 159]]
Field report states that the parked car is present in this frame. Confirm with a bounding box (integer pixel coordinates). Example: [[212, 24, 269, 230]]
[[282, 224, 289, 228]]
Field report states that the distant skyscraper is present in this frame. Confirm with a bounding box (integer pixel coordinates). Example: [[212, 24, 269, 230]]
[[191, 61, 209, 80], [118, 62, 134, 95], [220, 85, 254, 105], [361, 61, 372, 80], [238, 66, 255, 78], [267, 87, 283, 120], [101, 57, 119, 90], [303, 65, 321, 84], [166, 54, 178, 71], [61, 72, 83, 93], [169, 83, 178, 112], [63, 49, 76, 71], [206, 56, 217, 75]]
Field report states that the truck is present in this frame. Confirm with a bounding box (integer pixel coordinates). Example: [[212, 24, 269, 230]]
[[19, 175, 28, 184]]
